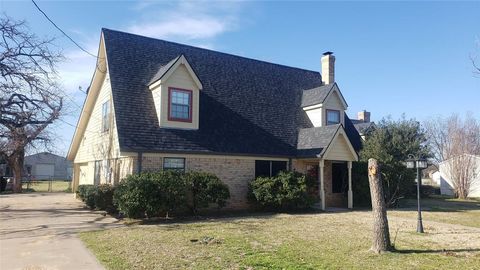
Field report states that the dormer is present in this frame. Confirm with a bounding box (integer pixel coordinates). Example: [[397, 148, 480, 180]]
[[148, 55, 202, 129], [301, 83, 348, 127]]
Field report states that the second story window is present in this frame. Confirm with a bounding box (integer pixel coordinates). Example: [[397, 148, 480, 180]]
[[168, 88, 192, 122], [326, 109, 340, 125], [102, 100, 110, 132]]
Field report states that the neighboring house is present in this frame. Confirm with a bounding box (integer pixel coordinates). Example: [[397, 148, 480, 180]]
[[439, 154, 480, 198], [67, 29, 364, 210], [351, 110, 375, 140], [24, 152, 73, 180]]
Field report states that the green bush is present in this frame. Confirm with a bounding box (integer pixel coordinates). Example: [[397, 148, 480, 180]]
[[83, 185, 97, 209], [94, 184, 116, 213], [77, 184, 94, 201], [248, 171, 314, 210], [113, 171, 188, 218], [184, 171, 230, 214]]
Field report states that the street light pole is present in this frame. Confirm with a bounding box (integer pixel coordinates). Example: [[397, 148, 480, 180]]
[[416, 165, 424, 233]]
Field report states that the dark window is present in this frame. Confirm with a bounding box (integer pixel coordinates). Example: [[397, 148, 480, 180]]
[[102, 101, 110, 132], [168, 88, 192, 122], [163, 157, 185, 172], [326, 109, 340, 125], [272, 161, 287, 176], [94, 160, 101, 185], [255, 160, 287, 178]]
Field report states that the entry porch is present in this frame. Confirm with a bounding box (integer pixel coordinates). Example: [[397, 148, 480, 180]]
[[293, 159, 353, 210]]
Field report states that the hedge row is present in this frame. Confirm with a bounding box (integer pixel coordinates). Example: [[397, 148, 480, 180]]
[[78, 170, 316, 218], [77, 184, 116, 213], [78, 170, 230, 218]]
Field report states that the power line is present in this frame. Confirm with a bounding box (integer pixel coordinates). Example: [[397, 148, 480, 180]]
[[31, 0, 107, 74], [31, 0, 99, 59]]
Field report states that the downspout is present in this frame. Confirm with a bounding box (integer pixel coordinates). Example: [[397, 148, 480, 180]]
[[137, 152, 143, 174]]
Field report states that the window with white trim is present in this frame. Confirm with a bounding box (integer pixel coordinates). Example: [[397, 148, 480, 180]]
[[326, 109, 340, 125]]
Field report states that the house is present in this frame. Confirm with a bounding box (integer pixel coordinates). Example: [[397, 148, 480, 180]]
[[24, 152, 73, 180], [351, 110, 375, 140], [438, 154, 480, 198], [67, 29, 363, 210]]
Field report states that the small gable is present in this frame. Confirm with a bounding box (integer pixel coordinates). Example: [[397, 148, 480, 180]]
[[325, 90, 346, 110], [324, 131, 358, 161]]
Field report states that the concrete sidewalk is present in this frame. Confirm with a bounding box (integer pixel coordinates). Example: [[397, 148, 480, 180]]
[[0, 193, 121, 270]]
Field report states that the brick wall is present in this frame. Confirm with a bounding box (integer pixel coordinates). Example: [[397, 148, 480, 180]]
[[187, 157, 255, 209]]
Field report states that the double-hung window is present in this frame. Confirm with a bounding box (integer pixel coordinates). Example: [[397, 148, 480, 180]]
[[102, 100, 110, 132], [326, 109, 340, 125], [168, 88, 192, 122], [163, 157, 185, 172]]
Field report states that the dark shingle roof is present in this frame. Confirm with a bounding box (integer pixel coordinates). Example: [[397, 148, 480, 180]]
[[102, 29, 361, 157], [296, 125, 339, 157], [301, 84, 334, 108], [148, 55, 181, 85]]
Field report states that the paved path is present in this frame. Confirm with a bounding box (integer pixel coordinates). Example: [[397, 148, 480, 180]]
[[0, 193, 121, 270]]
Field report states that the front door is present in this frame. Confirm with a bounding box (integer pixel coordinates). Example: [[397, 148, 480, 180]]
[[332, 162, 348, 195]]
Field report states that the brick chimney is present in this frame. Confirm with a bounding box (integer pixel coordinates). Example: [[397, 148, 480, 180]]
[[357, 110, 371, 123], [321, 51, 335, 85]]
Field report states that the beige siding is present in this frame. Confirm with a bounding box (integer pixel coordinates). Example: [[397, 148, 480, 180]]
[[78, 163, 92, 185], [325, 133, 356, 161], [305, 108, 323, 127], [152, 64, 200, 130], [324, 91, 345, 126], [74, 72, 120, 164]]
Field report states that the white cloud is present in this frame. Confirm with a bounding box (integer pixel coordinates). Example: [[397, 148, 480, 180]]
[[126, 1, 243, 41]]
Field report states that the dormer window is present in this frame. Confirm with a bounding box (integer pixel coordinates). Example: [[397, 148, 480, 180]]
[[326, 109, 340, 125], [168, 87, 192, 122]]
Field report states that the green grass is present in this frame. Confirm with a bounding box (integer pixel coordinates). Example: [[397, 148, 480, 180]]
[[80, 198, 480, 270], [22, 180, 71, 192], [390, 196, 480, 228]]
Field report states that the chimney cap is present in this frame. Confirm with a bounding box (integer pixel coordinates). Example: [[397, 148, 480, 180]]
[[323, 51, 334, 56]]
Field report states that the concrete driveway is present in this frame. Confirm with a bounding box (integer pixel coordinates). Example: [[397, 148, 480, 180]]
[[0, 193, 121, 270]]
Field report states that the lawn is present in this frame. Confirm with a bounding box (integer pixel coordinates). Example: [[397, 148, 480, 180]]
[[22, 180, 71, 192], [80, 198, 480, 270]]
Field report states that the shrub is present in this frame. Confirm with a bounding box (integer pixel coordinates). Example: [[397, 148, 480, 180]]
[[113, 171, 188, 218], [83, 186, 97, 209], [248, 171, 314, 210], [94, 184, 116, 213], [184, 171, 230, 214], [77, 184, 94, 201]]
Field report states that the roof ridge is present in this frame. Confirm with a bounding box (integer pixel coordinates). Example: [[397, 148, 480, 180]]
[[101, 28, 321, 75]]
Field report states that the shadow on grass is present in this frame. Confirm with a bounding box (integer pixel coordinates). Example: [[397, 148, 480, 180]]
[[395, 248, 480, 254]]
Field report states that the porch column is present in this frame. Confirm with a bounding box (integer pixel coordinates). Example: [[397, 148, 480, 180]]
[[72, 164, 80, 197], [348, 161, 353, 209], [319, 159, 325, 210]]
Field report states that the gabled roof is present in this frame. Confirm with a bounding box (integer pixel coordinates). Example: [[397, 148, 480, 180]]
[[353, 121, 376, 135], [148, 55, 180, 85], [90, 29, 362, 158], [301, 82, 348, 108], [148, 54, 203, 90], [296, 121, 360, 160]]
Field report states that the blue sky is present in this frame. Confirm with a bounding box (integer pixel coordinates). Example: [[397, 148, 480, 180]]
[[1, 1, 479, 155]]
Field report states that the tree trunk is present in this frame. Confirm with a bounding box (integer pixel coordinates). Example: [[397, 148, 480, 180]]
[[10, 149, 25, 193], [368, 158, 392, 253]]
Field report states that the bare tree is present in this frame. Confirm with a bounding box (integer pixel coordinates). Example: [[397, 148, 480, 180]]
[[0, 16, 64, 192], [424, 114, 480, 198]]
